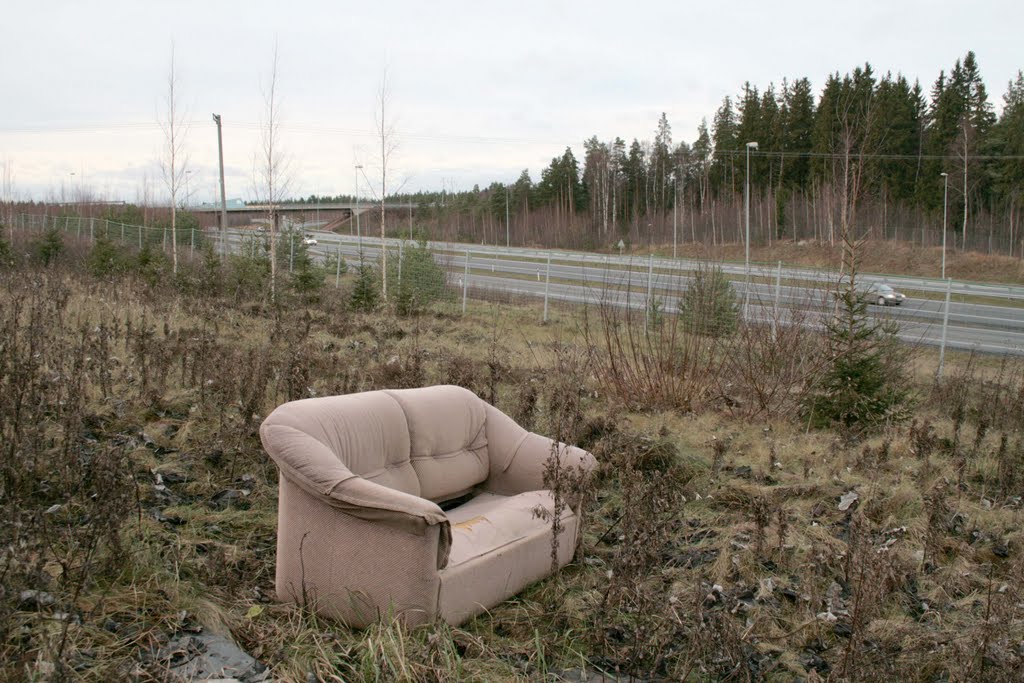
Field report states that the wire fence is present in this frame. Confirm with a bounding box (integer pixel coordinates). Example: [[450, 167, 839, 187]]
[[15, 212, 211, 258], [10, 213, 1024, 361]]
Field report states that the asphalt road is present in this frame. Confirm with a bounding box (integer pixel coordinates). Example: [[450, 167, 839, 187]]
[[224, 229, 1024, 356]]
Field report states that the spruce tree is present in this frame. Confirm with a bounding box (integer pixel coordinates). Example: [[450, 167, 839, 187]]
[[692, 120, 713, 213], [679, 265, 738, 337], [807, 209, 910, 433], [652, 113, 673, 212], [350, 261, 379, 312], [781, 77, 816, 190], [991, 72, 1024, 219], [711, 96, 738, 196]]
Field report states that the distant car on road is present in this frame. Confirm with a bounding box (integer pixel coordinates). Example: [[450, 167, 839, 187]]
[[302, 236, 318, 246], [863, 282, 906, 306]]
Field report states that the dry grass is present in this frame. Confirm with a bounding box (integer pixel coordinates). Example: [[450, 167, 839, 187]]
[[635, 238, 1024, 285], [2, 230, 1023, 681]]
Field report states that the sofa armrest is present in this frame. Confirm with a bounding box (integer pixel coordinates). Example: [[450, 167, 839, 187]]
[[261, 422, 452, 565], [483, 404, 596, 497], [276, 476, 446, 627], [485, 433, 595, 497]]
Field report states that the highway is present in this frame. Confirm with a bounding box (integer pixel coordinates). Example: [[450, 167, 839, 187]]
[[228, 228, 1024, 356]]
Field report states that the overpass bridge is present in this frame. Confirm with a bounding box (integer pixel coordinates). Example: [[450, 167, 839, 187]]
[[190, 202, 417, 232]]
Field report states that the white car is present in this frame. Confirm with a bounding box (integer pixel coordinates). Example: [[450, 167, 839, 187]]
[[302, 236, 318, 246]]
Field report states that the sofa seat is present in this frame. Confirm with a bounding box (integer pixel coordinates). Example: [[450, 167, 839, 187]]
[[439, 491, 579, 624]]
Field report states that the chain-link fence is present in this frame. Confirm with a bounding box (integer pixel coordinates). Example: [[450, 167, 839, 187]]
[[10, 213, 1024, 359]]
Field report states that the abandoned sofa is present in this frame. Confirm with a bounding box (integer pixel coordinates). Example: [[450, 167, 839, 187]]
[[259, 385, 596, 627]]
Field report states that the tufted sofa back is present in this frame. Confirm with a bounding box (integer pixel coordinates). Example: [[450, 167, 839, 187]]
[[263, 386, 489, 503], [383, 386, 489, 502]]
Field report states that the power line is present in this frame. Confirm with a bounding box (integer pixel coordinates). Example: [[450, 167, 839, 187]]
[[715, 149, 1024, 161], [4, 120, 1023, 161], [0, 119, 565, 146]]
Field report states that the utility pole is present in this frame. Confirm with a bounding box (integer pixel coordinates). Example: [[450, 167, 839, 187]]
[[212, 114, 228, 258], [505, 185, 510, 248]]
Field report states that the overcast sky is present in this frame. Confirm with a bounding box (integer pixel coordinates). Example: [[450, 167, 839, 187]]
[[1, 0, 1021, 205]]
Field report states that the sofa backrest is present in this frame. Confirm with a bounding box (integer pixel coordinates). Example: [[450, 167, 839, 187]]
[[383, 386, 489, 502], [264, 391, 422, 497], [263, 386, 490, 504]]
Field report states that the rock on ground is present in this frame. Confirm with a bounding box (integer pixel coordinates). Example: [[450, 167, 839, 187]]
[[158, 632, 269, 682]]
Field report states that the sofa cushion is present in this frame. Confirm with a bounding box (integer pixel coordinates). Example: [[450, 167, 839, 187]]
[[439, 490, 579, 622], [385, 386, 489, 502], [264, 392, 419, 497]]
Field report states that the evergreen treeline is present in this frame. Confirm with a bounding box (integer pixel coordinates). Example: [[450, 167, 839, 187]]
[[304, 52, 1024, 257]]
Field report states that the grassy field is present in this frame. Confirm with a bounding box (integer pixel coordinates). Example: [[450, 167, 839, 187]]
[[2, 229, 1023, 682]]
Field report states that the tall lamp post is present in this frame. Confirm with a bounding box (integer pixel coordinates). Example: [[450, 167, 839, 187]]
[[941, 172, 949, 280], [744, 141, 758, 314]]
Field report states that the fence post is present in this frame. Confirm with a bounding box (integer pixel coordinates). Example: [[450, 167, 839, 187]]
[[89, 217, 94, 243], [462, 250, 470, 314], [398, 240, 403, 288], [543, 253, 551, 323], [771, 259, 782, 337], [645, 253, 654, 329], [190, 228, 195, 257], [335, 245, 342, 288], [936, 278, 952, 381], [289, 232, 294, 273]]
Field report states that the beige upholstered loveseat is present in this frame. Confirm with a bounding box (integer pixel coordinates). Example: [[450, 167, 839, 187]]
[[260, 385, 595, 627]]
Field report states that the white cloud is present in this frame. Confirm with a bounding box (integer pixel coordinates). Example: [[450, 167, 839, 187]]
[[1, 0, 1021, 203]]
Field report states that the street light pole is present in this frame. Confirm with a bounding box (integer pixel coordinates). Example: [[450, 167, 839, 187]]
[[744, 141, 758, 316], [941, 172, 949, 280], [744, 141, 758, 278]]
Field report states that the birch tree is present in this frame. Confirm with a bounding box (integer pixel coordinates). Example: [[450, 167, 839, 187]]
[[258, 41, 290, 303], [160, 44, 188, 275], [375, 68, 398, 300]]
